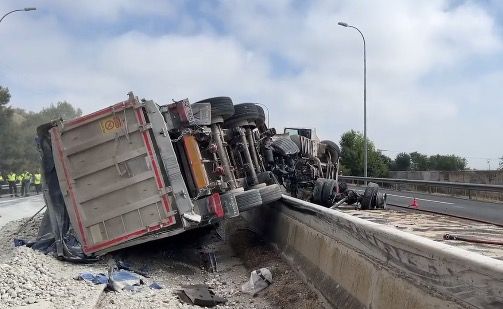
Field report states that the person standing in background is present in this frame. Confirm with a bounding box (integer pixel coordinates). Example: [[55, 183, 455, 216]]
[[7, 172, 18, 197], [22, 171, 32, 197], [33, 171, 42, 194]]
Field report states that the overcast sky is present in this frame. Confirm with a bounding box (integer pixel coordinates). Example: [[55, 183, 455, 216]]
[[1, 0, 502, 169]]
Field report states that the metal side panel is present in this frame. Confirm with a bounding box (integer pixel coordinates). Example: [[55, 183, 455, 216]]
[[143, 100, 193, 219], [50, 96, 178, 255]]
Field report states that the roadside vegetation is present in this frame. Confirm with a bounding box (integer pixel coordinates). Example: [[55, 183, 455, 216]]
[[339, 130, 467, 177], [0, 86, 82, 172]]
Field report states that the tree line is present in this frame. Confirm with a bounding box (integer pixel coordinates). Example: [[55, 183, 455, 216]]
[[338, 130, 468, 178], [0, 86, 82, 173]]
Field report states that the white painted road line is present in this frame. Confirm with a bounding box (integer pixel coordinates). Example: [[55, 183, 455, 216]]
[[386, 193, 454, 205], [352, 188, 454, 205]]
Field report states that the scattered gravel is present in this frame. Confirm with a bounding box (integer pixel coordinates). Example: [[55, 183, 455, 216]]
[[0, 212, 105, 308], [0, 247, 104, 308], [0, 213, 324, 309], [0, 213, 43, 261]]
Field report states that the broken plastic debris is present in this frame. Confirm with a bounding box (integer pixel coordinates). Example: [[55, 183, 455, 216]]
[[149, 282, 163, 290], [13, 238, 28, 247], [76, 270, 144, 291], [175, 284, 226, 307], [76, 272, 108, 285], [109, 270, 142, 291], [241, 268, 273, 295]]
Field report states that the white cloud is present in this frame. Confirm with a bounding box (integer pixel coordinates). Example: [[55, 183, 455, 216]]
[[0, 0, 502, 168]]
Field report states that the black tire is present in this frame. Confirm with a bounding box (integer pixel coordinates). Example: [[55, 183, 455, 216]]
[[312, 178, 325, 203], [345, 190, 359, 205], [254, 104, 266, 125], [194, 97, 235, 123], [257, 171, 278, 185], [271, 138, 299, 156], [376, 193, 386, 209], [289, 135, 302, 151], [321, 140, 340, 163], [321, 179, 337, 206], [224, 103, 260, 128], [361, 182, 379, 210], [235, 189, 262, 212], [259, 184, 282, 205], [338, 181, 348, 194]]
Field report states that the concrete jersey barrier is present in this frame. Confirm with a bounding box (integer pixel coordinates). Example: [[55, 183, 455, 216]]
[[242, 194, 503, 309]]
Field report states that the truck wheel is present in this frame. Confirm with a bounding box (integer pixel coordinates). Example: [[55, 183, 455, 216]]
[[376, 193, 386, 209], [257, 171, 278, 185], [235, 189, 262, 212], [312, 178, 325, 203], [259, 184, 282, 205], [223, 103, 261, 128], [255, 104, 266, 125], [289, 135, 302, 151], [338, 181, 348, 194], [271, 138, 299, 156], [361, 182, 379, 210], [321, 179, 337, 206], [194, 97, 235, 124], [320, 140, 340, 163]]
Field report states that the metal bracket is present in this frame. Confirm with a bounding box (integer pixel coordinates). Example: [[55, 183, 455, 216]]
[[139, 123, 152, 132]]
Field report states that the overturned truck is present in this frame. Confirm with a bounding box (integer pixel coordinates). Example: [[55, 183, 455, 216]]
[[36, 92, 383, 260]]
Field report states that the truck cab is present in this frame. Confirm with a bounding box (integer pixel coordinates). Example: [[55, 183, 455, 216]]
[[284, 127, 320, 142]]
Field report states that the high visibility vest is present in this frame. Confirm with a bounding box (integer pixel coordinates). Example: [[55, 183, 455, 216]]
[[23, 172, 32, 181], [16, 175, 23, 182], [0, 175, 3, 182], [7, 173, 16, 182], [34, 173, 42, 185]]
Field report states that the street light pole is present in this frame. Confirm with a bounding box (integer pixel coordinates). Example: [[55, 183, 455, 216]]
[[0, 8, 36, 23], [338, 21, 367, 179]]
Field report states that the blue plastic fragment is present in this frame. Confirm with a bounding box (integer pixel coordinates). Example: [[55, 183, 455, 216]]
[[13, 239, 27, 247], [110, 270, 139, 282], [78, 272, 108, 284], [149, 282, 163, 290]]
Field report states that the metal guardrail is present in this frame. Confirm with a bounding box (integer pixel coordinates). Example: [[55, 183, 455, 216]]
[[339, 176, 503, 193]]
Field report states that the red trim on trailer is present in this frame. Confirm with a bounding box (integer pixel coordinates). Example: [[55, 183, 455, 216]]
[[51, 128, 88, 246], [134, 108, 174, 218], [52, 100, 176, 254], [65, 100, 134, 128], [86, 221, 172, 252]]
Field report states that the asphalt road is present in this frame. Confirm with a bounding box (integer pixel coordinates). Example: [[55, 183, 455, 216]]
[[0, 195, 45, 228], [352, 186, 503, 226]]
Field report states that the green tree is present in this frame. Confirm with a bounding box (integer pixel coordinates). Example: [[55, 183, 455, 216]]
[[0, 87, 82, 172], [410, 151, 429, 171], [0, 86, 16, 172], [428, 154, 466, 171], [393, 152, 411, 171], [339, 130, 390, 177]]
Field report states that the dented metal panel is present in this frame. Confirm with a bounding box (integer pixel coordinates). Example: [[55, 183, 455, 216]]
[[51, 95, 177, 254]]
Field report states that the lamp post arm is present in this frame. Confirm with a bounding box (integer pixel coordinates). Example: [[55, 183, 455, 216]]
[[0, 10, 23, 23]]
